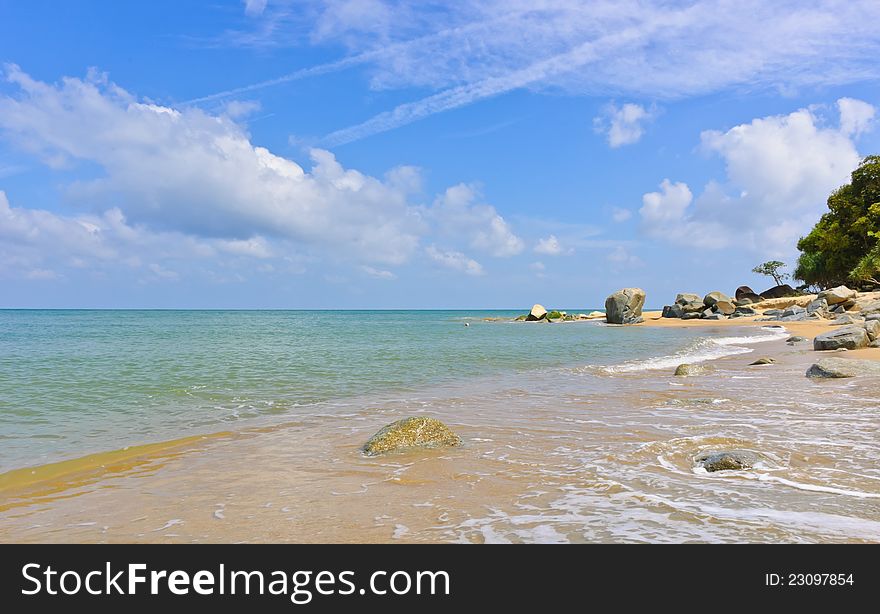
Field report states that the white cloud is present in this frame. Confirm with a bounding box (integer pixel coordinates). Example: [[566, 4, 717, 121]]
[[611, 207, 632, 222], [425, 245, 484, 276], [594, 102, 654, 147], [243, 0, 268, 17], [298, 0, 880, 144], [606, 245, 643, 268], [360, 265, 396, 279], [534, 234, 563, 255], [223, 99, 262, 119], [639, 101, 870, 254], [0, 65, 428, 268], [430, 184, 523, 257], [838, 97, 875, 137]]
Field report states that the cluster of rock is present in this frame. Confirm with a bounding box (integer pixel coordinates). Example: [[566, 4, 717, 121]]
[[660, 289, 749, 321], [604, 288, 646, 324], [514, 304, 604, 322], [758, 285, 858, 323]]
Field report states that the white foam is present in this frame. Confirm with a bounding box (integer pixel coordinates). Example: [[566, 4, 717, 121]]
[[598, 328, 789, 373]]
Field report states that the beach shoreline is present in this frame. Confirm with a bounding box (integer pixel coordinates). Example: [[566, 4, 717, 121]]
[[2, 314, 879, 543]]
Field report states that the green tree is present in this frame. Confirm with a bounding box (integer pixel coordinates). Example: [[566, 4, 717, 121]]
[[795, 155, 880, 287], [752, 260, 788, 286]]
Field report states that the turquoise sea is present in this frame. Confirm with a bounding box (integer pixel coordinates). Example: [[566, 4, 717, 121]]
[[0, 309, 721, 472]]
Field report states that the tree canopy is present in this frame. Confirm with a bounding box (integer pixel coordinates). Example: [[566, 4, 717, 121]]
[[752, 261, 788, 286], [795, 155, 880, 288]]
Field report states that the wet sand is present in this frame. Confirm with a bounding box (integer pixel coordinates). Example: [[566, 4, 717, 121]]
[[2, 323, 879, 544]]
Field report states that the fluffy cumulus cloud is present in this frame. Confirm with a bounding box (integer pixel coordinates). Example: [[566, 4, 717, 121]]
[[639, 99, 873, 255], [534, 235, 563, 255], [593, 102, 654, 147], [0, 66, 525, 281], [429, 184, 524, 257]]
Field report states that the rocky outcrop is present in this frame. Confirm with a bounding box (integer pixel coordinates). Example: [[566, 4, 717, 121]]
[[695, 450, 759, 472], [813, 326, 869, 350], [818, 285, 858, 305], [526, 304, 547, 321], [806, 358, 880, 378], [605, 288, 646, 325], [362, 417, 462, 456]]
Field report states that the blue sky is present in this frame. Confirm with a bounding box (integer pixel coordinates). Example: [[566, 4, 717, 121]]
[[1, 0, 880, 308]]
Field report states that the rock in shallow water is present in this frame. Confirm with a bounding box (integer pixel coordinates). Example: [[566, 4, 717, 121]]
[[749, 357, 776, 365], [786, 335, 808, 344], [362, 417, 462, 456], [674, 363, 709, 376], [813, 326, 869, 350], [805, 357, 880, 378], [605, 288, 646, 325], [695, 450, 759, 472]]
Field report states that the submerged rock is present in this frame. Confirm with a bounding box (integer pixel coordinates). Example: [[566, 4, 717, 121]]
[[674, 363, 709, 376], [813, 326, 869, 350], [362, 417, 462, 456], [806, 357, 880, 378], [786, 335, 808, 344], [749, 357, 776, 365], [605, 288, 646, 325], [695, 450, 759, 472]]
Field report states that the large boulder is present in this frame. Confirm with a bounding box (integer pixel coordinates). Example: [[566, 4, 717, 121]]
[[818, 285, 857, 305], [362, 417, 462, 456], [735, 285, 757, 300], [681, 300, 705, 314], [526, 304, 547, 321], [813, 326, 869, 350], [806, 358, 880, 378], [605, 288, 646, 325], [759, 284, 798, 299], [661, 304, 684, 318], [703, 291, 732, 307], [695, 450, 760, 472], [864, 319, 880, 341], [713, 299, 736, 315], [675, 293, 702, 305]]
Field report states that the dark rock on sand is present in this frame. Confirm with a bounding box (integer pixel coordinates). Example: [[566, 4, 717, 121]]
[[681, 312, 702, 320], [362, 417, 462, 456], [662, 304, 684, 318], [813, 326, 869, 351], [759, 284, 798, 299], [695, 450, 759, 472], [806, 357, 880, 378], [605, 288, 646, 325], [786, 335, 808, 344], [735, 285, 756, 300]]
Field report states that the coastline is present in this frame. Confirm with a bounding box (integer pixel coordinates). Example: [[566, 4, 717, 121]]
[[638, 309, 880, 361], [2, 317, 879, 543]]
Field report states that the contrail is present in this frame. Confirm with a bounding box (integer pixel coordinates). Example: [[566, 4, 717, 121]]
[[180, 8, 541, 106], [321, 22, 662, 147]]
